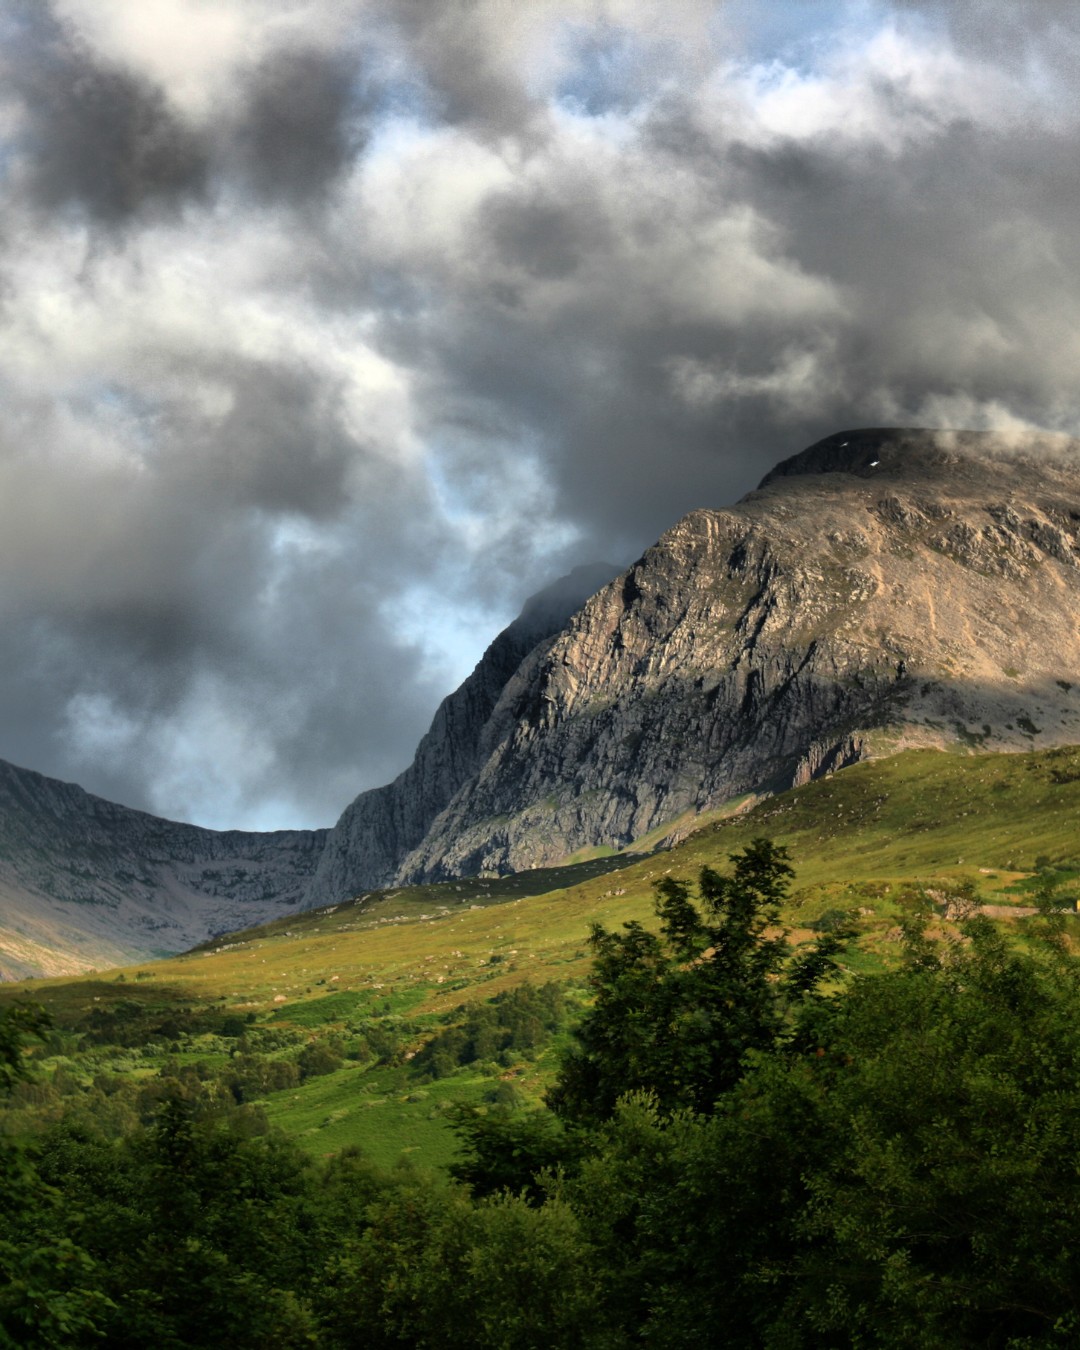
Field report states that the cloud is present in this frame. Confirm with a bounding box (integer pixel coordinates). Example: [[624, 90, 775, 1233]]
[[2, 0, 1080, 829], [228, 46, 366, 206], [2, 3, 209, 224]]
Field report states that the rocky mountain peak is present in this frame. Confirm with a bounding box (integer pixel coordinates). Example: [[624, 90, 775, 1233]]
[[11, 425, 1080, 973], [338, 425, 1080, 888], [758, 425, 1080, 489]]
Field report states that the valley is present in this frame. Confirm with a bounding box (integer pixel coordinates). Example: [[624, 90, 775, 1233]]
[[5, 743, 1079, 1167], [7, 428, 1080, 1344]]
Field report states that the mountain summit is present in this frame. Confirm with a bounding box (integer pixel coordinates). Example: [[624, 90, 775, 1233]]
[[7, 427, 1080, 973], [306, 427, 1080, 895]]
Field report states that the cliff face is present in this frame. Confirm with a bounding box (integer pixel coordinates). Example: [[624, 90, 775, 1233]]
[[0, 759, 327, 979], [304, 563, 619, 904], [12, 426, 1080, 969], [314, 427, 1080, 891]]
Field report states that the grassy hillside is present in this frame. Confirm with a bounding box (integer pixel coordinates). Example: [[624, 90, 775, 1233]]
[[4, 745, 1080, 1164]]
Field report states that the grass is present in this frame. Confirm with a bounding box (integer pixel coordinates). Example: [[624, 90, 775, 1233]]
[[12, 739, 1080, 1020], [12, 746, 1080, 1024], [258, 1062, 488, 1166], [8, 745, 1080, 1165]]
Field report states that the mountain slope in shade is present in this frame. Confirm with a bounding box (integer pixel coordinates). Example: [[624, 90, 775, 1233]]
[[308, 427, 1080, 894], [0, 759, 327, 979], [0, 563, 616, 978], [304, 563, 621, 905]]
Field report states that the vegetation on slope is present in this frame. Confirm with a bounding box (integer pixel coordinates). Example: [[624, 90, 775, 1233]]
[[4, 746, 1080, 1168], [4, 821, 1080, 1345]]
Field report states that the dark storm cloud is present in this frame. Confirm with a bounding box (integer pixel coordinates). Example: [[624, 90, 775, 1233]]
[[230, 47, 366, 205], [0, 360, 459, 827], [4, 3, 208, 223], [383, 0, 541, 135], [4, 0, 1080, 830], [175, 359, 356, 518], [384, 2, 1080, 546], [481, 186, 613, 282]]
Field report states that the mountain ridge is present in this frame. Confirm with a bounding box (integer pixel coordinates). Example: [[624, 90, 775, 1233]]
[[0, 755, 328, 979], [332, 426, 1080, 886], [8, 426, 1080, 974]]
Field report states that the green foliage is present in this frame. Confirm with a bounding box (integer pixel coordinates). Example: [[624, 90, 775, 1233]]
[[552, 918, 1080, 1347], [774, 920, 1080, 1345], [298, 1037, 346, 1081], [549, 839, 844, 1122], [414, 982, 565, 1078], [447, 1104, 583, 1203], [0, 1004, 112, 1347], [12, 820, 1080, 1345], [0, 1001, 50, 1093], [33, 1096, 319, 1348], [315, 1178, 602, 1350]]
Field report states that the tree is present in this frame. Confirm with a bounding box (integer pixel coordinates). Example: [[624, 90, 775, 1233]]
[[548, 838, 842, 1123], [0, 1003, 112, 1347]]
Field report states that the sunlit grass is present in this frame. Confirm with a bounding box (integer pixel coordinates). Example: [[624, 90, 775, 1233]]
[[7, 745, 1080, 1168]]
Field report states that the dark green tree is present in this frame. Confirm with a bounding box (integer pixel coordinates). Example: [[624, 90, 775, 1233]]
[[448, 1104, 585, 1203], [34, 1093, 319, 1348], [555, 915, 1080, 1348], [0, 1003, 112, 1347], [548, 838, 841, 1122]]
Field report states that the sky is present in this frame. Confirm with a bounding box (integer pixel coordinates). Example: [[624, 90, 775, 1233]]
[[2, 0, 1080, 832]]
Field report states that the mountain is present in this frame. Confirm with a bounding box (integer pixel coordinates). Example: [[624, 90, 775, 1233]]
[[0, 759, 327, 979], [9, 426, 1080, 974], [0, 563, 615, 979], [307, 427, 1080, 895], [304, 563, 620, 903]]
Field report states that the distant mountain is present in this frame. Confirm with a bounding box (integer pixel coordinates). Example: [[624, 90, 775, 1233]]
[[0, 760, 326, 979], [306, 427, 1080, 894], [0, 563, 616, 978], [11, 427, 1080, 975]]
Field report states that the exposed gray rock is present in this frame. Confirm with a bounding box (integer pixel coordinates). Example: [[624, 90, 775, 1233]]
[[314, 427, 1080, 893], [304, 563, 620, 904]]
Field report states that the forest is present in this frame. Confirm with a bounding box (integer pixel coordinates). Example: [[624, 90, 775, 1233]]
[[4, 839, 1080, 1348]]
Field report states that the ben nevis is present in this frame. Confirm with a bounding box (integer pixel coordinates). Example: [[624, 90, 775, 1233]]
[[4, 427, 1080, 978]]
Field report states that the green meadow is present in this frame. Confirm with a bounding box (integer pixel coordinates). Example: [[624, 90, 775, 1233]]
[[4, 744, 1080, 1166]]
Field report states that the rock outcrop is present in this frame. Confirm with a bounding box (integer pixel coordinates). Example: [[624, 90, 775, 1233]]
[[310, 427, 1080, 893], [305, 563, 619, 903]]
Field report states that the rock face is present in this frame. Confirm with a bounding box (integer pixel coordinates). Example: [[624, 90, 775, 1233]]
[[304, 563, 620, 904], [0, 759, 327, 979], [310, 427, 1080, 895], [12, 426, 1080, 971]]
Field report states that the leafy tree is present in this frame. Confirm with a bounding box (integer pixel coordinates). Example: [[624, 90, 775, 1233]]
[[298, 1036, 346, 1080], [0, 1003, 112, 1347], [414, 983, 566, 1078], [316, 1173, 603, 1350], [34, 1093, 320, 1348], [554, 915, 1080, 1347], [448, 1104, 584, 1203], [549, 838, 843, 1122]]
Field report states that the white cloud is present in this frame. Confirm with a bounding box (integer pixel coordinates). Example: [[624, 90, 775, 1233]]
[[53, 0, 351, 118]]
